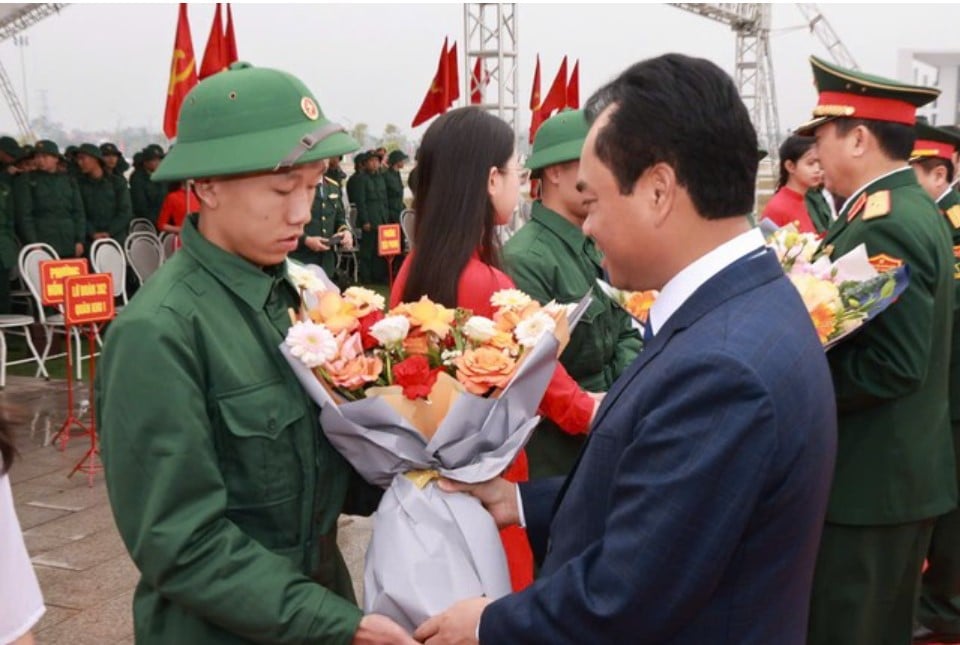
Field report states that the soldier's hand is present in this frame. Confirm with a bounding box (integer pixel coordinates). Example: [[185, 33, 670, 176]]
[[341, 231, 354, 250], [74, 243, 84, 257], [306, 236, 331, 252], [362, 223, 372, 232], [352, 614, 417, 645]]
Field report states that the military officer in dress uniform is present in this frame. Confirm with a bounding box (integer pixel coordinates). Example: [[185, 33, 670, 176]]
[[354, 151, 390, 283], [96, 62, 412, 645], [908, 121, 960, 644], [129, 144, 168, 225], [0, 136, 20, 313], [290, 159, 353, 278], [797, 56, 958, 645], [384, 149, 408, 223], [75, 143, 133, 247], [14, 140, 86, 260], [503, 110, 639, 477]]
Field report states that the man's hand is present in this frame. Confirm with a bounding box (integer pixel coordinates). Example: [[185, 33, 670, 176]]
[[352, 614, 418, 645], [74, 242, 84, 257], [340, 230, 355, 250], [306, 236, 331, 252], [437, 477, 519, 529], [588, 391, 605, 425], [414, 598, 492, 645]]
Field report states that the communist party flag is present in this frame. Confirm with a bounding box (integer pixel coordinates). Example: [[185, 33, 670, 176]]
[[412, 38, 451, 127], [539, 56, 568, 121], [567, 59, 580, 109], [224, 3, 238, 65], [529, 54, 543, 143], [447, 41, 460, 107], [199, 3, 228, 79], [163, 3, 197, 139], [470, 57, 488, 105]]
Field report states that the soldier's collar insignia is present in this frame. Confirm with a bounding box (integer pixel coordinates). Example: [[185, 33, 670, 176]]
[[846, 192, 867, 222], [868, 253, 904, 272]]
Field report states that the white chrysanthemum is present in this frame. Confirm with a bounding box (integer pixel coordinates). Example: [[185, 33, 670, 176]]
[[490, 288, 532, 309], [441, 349, 462, 366], [542, 301, 578, 319], [514, 311, 557, 348], [462, 316, 497, 342], [344, 286, 386, 311], [370, 315, 410, 347], [286, 262, 325, 292], [285, 321, 337, 368]]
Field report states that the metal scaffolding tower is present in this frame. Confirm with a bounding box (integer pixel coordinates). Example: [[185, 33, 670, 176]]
[[463, 3, 520, 141], [0, 3, 67, 141], [795, 4, 859, 71], [671, 3, 781, 170]]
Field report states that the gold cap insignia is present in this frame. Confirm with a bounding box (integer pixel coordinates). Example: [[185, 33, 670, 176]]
[[301, 97, 319, 121]]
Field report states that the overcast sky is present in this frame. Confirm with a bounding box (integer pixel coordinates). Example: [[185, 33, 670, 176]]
[[0, 2, 958, 145]]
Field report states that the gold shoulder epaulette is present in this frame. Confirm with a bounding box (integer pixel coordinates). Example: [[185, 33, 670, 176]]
[[945, 204, 960, 229], [862, 190, 891, 221]]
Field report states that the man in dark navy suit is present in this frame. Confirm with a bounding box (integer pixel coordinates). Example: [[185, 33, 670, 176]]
[[415, 53, 838, 645]]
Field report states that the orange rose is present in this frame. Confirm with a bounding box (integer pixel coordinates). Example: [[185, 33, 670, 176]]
[[403, 330, 431, 356], [624, 290, 658, 324], [487, 330, 520, 355], [308, 292, 359, 334], [809, 302, 838, 345], [454, 347, 518, 395], [324, 332, 383, 389]]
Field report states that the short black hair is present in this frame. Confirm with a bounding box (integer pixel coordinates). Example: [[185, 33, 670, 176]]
[[584, 53, 757, 220], [913, 156, 956, 183], [833, 118, 915, 161]]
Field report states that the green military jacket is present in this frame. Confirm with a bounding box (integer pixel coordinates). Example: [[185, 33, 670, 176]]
[[96, 215, 370, 644], [129, 168, 167, 224], [325, 167, 347, 185], [383, 168, 405, 223], [805, 187, 834, 235], [353, 171, 389, 229], [821, 167, 957, 525], [291, 176, 349, 275], [0, 169, 16, 268], [77, 171, 133, 244], [14, 170, 86, 259], [504, 201, 641, 476], [936, 187, 960, 479]]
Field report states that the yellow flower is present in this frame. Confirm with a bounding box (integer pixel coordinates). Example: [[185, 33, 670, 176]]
[[308, 291, 359, 335], [623, 290, 658, 324], [404, 296, 456, 338]]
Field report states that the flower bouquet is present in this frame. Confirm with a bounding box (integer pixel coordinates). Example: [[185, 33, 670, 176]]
[[280, 263, 591, 632], [594, 280, 658, 326], [765, 222, 910, 349]]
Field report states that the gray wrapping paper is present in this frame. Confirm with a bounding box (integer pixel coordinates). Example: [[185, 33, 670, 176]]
[[279, 293, 591, 632]]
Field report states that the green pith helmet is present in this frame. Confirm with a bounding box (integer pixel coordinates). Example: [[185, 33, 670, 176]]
[[387, 149, 408, 165], [141, 143, 165, 161], [526, 109, 589, 172], [34, 140, 61, 158], [153, 61, 359, 182], [100, 142, 122, 157], [0, 135, 21, 159], [796, 56, 939, 135], [77, 142, 104, 162]]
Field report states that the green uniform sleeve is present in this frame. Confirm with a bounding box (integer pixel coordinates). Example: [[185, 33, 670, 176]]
[[71, 178, 85, 246], [14, 175, 36, 243], [352, 176, 368, 228], [829, 219, 938, 411], [612, 308, 642, 374], [130, 174, 148, 219], [111, 176, 133, 238], [96, 312, 363, 643], [504, 246, 557, 308]]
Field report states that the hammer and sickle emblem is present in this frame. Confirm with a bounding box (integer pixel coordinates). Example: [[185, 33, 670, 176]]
[[168, 49, 195, 95]]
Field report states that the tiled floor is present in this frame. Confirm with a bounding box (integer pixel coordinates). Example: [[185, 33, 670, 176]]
[[5, 375, 371, 644]]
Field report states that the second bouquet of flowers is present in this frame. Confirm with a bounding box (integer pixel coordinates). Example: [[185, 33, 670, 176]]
[[279, 264, 590, 632]]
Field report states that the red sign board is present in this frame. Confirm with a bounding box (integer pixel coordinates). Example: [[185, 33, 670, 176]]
[[378, 224, 402, 257], [63, 274, 116, 325], [40, 259, 89, 306]]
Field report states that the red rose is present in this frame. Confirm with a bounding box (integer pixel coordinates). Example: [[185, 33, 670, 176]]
[[358, 310, 386, 350], [393, 355, 442, 400]]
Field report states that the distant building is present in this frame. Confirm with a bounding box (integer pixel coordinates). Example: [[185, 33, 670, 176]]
[[898, 50, 960, 126]]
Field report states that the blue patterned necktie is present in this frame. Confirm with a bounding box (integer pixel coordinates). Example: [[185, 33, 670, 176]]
[[641, 317, 654, 344]]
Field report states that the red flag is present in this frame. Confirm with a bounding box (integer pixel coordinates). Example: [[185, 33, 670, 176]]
[[567, 59, 580, 109], [412, 38, 450, 127], [447, 41, 460, 107], [224, 3, 238, 65], [539, 56, 568, 120], [470, 57, 486, 105], [163, 3, 198, 139], [199, 3, 227, 80], [529, 55, 543, 143]]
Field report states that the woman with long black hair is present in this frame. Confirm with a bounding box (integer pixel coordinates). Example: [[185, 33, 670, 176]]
[[762, 135, 823, 233]]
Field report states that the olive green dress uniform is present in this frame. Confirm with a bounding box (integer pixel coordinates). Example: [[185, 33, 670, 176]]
[[354, 168, 390, 284], [15, 165, 86, 258], [798, 57, 958, 645], [96, 62, 376, 644], [504, 201, 640, 476], [290, 175, 349, 277], [805, 187, 834, 234]]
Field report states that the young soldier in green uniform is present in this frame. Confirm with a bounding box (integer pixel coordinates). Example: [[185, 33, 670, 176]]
[[99, 142, 129, 181], [383, 150, 408, 223], [290, 159, 354, 278], [95, 62, 413, 645], [129, 144, 168, 225], [326, 154, 347, 185], [75, 143, 133, 247], [0, 136, 20, 312], [909, 121, 960, 644], [15, 140, 86, 260], [797, 56, 957, 645], [354, 153, 390, 283], [503, 110, 639, 477]]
